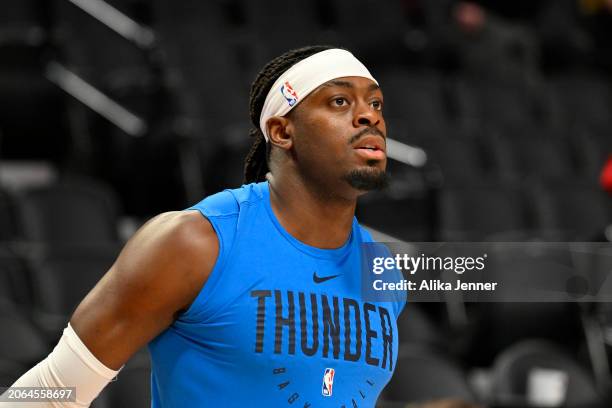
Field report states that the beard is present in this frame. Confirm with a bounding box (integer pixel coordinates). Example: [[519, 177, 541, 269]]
[[343, 165, 389, 191]]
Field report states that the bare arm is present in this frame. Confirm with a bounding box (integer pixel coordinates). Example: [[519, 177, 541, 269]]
[[70, 210, 218, 370]]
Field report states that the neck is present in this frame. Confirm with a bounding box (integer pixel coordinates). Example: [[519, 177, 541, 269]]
[[267, 172, 357, 249]]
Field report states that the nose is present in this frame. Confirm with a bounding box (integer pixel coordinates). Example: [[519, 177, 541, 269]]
[[353, 101, 380, 128]]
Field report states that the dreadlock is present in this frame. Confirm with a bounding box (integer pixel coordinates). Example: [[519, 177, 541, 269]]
[[243, 45, 335, 184]]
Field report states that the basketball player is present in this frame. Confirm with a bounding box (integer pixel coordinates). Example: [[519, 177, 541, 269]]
[[1, 46, 405, 407]]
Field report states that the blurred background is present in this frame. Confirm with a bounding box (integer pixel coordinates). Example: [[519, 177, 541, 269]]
[[1, 0, 612, 407]]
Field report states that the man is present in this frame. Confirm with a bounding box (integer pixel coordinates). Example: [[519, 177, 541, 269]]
[[2, 45, 404, 407]]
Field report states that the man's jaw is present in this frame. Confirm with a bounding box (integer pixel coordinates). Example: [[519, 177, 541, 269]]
[[344, 167, 389, 191]]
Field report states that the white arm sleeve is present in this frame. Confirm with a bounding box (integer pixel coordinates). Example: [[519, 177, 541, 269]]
[[0, 323, 121, 407]]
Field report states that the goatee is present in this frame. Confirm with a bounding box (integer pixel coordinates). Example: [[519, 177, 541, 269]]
[[344, 167, 389, 191]]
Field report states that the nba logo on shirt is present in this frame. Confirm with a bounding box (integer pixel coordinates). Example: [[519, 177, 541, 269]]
[[321, 368, 335, 397], [280, 81, 298, 107]]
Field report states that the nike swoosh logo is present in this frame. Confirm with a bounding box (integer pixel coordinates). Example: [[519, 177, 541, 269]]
[[313, 272, 340, 284]]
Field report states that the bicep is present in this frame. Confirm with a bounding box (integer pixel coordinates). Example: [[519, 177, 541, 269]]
[[70, 211, 218, 370]]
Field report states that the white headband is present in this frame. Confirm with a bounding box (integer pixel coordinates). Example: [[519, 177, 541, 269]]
[[259, 48, 378, 142]]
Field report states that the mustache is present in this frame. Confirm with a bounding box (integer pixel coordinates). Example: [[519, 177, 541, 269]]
[[348, 127, 386, 145]]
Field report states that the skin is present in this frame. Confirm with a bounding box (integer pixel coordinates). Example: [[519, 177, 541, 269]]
[[70, 75, 387, 370], [266, 76, 387, 248]]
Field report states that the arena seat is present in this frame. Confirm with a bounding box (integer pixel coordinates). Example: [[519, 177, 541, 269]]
[[16, 181, 120, 244], [53, 0, 208, 212], [357, 161, 435, 242], [27, 244, 120, 339], [413, 136, 488, 186], [466, 302, 584, 368], [200, 122, 253, 195], [0, 359, 27, 388], [454, 78, 543, 129], [0, 304, 48, 366], [588, 246, 612, 300], [487, 132, 578, 182], [0, 246, 31, 307], [328, 0, 408, 64], [381, 344, 476, 404], [152, 0, 253, 128], [242, 0, 331, 63], [0, 189, 18, 242], [377, 70, 449, 134], [438, 184, 528, 241], [462, 243, 584, 365], [396, 304, 446, 350], [492, 340, 602, 407], [574, 130, 612, 181], [531, 182, 612, 241], [548, 73, 612, 128]]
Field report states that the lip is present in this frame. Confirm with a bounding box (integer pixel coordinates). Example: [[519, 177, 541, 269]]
[[353, 134, 386, 157]]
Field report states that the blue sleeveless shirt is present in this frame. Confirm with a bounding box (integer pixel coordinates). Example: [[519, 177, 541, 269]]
[[148, 182, 405, 407]]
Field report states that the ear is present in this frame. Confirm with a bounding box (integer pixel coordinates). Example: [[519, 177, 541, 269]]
[[266, 116, 293, 151]]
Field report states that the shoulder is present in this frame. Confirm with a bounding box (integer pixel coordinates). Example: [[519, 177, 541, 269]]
[[117, 211, 219, 286], [135, 210, 217, 247], [188, 182, 267, 218], [114, 211, 219, 296]]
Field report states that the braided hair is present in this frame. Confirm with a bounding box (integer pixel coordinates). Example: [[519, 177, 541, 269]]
[[243, 45, 335, 183]]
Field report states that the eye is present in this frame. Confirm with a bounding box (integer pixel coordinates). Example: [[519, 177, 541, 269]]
[[333, 97, 348, 107], [371, 99, 383, 111]]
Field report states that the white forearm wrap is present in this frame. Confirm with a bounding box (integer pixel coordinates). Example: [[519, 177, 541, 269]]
[[0, 324, 121, 407]]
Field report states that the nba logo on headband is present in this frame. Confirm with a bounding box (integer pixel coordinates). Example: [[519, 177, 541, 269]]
[[280, 81, 298, 107], [260, 49, 377, 142]]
